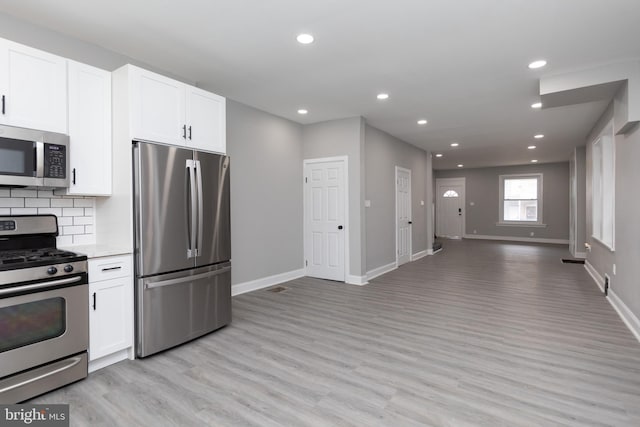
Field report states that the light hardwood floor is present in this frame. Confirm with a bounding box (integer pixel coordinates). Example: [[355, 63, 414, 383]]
[[32, 240, 640, 426]]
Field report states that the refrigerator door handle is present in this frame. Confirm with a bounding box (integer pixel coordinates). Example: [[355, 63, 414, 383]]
[[195, 160, 204, 257], [186, 159, 197, 258], [144, 266, 231, 290]]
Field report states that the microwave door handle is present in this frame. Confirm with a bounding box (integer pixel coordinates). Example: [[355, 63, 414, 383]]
[[195, 160, 204, 257], [186, 160, 197, 258], [35, 141, 45, 178]]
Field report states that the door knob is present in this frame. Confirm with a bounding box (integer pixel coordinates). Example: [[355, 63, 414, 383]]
[[338, 225, 343, 230]]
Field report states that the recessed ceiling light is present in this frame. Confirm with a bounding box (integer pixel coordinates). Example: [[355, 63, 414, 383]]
[[534, 134, 544, 139], [297, 109, 308, 115], [531, 102, 542, 109], [417, 119, 428, 125], [450, 142, 459, 147], [528, 145, 536, 150], [377, 93, 389, 100], [531, 159, 538, 163], [457, 164, 464, 168], [435, 153, 443, 158], [528, 60, 547, 69], [296, 33, 314, 44]]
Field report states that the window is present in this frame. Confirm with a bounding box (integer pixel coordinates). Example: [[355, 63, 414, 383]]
[[443, 190, 459, 198], [591, 123, 615, 250], [499, 174, 543, 224]]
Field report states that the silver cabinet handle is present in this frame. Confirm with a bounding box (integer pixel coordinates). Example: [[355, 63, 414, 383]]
[[145, 266, 231, 290], [0, 356, 83, 394], [101, 266, 122, 272], [0, 275, 82, 296]]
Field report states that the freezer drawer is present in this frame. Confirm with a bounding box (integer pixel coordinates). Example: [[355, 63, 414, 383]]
[[136, 262, 231, 358]]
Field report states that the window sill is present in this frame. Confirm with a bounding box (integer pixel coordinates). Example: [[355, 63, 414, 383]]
[[496, 222, 547, 228], [591, 236, 615, 252]]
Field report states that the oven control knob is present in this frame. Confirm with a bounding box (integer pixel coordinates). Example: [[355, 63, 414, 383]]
[[64, 265, 74, 273], [47, 266, 58, 275]]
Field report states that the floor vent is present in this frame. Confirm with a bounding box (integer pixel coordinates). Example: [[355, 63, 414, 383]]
[[267, 286, 288, 293], [562, 259, 585, 264]]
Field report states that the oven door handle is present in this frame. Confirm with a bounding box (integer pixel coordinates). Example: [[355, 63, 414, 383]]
[[0, 355, 83, 394], [0, 275, 82, 296]]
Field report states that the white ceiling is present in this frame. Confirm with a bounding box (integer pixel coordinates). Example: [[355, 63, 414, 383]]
[[2, 0, 639, 169]]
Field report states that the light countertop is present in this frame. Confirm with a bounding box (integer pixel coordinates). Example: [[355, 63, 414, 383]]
[[61, 244, 132, 259]]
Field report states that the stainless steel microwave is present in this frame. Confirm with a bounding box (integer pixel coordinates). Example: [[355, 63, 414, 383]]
[[0, 124, 69, 188]]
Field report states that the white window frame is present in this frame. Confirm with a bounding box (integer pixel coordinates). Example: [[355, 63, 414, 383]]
[[498, 173, 545, 227], [591, 121, 615, 251]]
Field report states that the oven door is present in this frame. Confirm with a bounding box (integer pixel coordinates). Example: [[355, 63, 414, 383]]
[[0, 276, 88, 378]]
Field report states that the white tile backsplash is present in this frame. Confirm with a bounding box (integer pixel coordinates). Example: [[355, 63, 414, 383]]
[[0, 192, 96, 246]]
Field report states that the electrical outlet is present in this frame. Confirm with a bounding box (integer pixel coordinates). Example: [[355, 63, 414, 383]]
[[473, 229, 477, 234], [530, 232, 535, 237], [364, 200, 371, 208]]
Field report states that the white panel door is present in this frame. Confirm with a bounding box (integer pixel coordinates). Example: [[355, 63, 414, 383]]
[[185, 86, 226, 153], [436, 178, 465, 238], [130, 66, 186, 146], [0, 39, 67, 133], [396, 167, 412, 265], [65, 60, 112, 195], [89, 276, 132, 361], [305, 160, 345, 281]]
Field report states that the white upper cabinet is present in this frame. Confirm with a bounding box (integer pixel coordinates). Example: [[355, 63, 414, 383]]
[[0, 39, 67, 133], [185, 86, 226, 153], [64, 61, 112, 196], [126, 65, 226, 153], [130, 66, 186, 146]]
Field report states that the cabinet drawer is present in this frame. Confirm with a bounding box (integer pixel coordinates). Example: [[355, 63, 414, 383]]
[[89, 255, 131, 282]]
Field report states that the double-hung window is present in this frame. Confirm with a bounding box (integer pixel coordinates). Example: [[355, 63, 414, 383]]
[[499, 174, 543, 225]]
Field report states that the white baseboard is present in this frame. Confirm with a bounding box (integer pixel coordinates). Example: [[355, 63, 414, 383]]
[[463, 234, 569, 245], [584, 261, 640, 343], [584, 260, 605, 293], [433, 247, 443, 254], [573, 251, 587, 259], [411, 250, 428, 261], [232, 268, 305, 296], [427, 248, 434, 255], [346, 274, 368, 286], [366, 262, 397, 281], [609, 290, 640, 343], [89, 348, 130, 373]]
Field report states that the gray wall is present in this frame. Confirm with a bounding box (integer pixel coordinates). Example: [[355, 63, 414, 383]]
[[586, 98, 640, 319], [364, 124, 428, 271], [227, 100, 303, 284], [0, 12, 192, 83], [435, 163, 570, 241], [302, 117, 366, 278]]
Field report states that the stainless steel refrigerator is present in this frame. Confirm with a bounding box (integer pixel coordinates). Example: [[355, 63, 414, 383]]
[[133, 141, 231, 358]]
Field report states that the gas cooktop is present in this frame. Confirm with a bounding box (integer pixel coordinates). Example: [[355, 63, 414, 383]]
[[0, 247, 86, 270]]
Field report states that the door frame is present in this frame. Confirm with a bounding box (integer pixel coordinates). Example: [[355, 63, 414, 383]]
[[303, 156, 350, 282], [435, 177, 466, 238], [395, 166, 412, 267]]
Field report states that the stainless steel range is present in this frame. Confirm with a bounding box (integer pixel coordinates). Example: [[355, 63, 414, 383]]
[[0, 215, 88, 403]]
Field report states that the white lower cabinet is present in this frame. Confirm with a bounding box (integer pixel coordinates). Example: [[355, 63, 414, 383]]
[[88, 255, 133, 372]]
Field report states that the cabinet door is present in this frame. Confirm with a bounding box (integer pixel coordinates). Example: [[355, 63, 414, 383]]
[[185, 86, 226, 153], [130, 66, 186, 146], [0, 39, 67, 133], [66, 61, 112, 195], [89, 276, 133, 361]]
